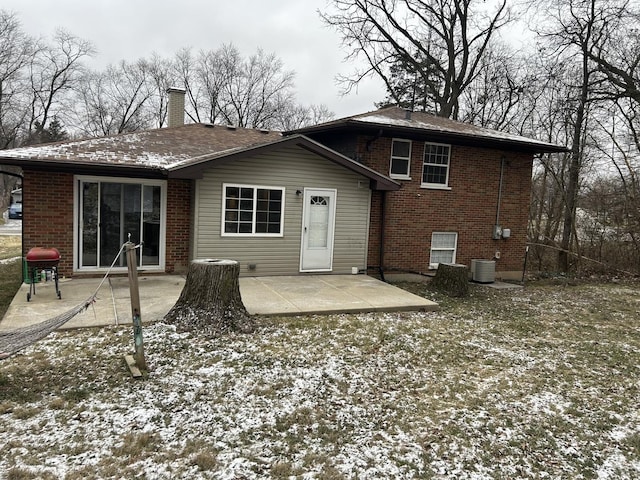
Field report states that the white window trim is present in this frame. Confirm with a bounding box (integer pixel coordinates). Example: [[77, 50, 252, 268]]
[[420, 184, 452, 191], [389, 138, 412, 180], [421, 141, 451, 189], [73, 175, 167, 273], [429, 232, 458, 269], [221, 183, 285, 237]]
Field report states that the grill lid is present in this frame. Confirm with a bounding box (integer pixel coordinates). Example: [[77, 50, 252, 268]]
[[26, 247, 61, 262]]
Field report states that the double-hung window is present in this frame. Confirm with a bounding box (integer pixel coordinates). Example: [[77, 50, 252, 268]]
[[422, 142, 451, 188], [430, 232, 458, 269], [222, 184, 285, 236], [390, 139, 412, 179]]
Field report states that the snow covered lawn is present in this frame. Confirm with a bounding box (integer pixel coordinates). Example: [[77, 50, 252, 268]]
[[1, 281, 640, 479]]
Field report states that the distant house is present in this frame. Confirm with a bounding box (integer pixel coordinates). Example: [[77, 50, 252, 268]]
[[0, 90, 564, 280], [10, 188, 22, 204]]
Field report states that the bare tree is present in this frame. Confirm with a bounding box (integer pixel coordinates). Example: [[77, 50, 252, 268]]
[[145, 53, 177, 128], [589, 99, 640, 270], [1, 12, 329, 147], [576, 172, 640, 274], [26, 29, 93, 144], [532, 0, 632, 272], [195, 45, 233, 125], [69, 44, 326, 134], [221, 48, 296, 128], [586, 9, 640, 105], [460, 43, 530, 131], [0, 11, 36, 207], [0, 10, 38, 148], [526, 56, 580, 271], [73, 60, 152, 136], [173, 47, 205, 124], [585, 1, 640, 248], [176, 44, 307, 129], [273, 103, 334, 131], [322, 0, 512, 119]]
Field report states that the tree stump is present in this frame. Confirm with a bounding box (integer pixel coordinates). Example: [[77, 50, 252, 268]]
[[431, 263, 469, 297], [164, 259, 254, 336]]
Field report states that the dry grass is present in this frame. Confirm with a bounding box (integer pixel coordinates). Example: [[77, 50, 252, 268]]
[[0, 235, 21, 261], [1, 278, 640, 478], [0, 236, 22, 320]]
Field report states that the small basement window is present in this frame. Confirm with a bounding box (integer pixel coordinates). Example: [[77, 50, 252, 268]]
[[430, 232, 458, 268], [390, 138, 412, 179], [222, 184, 285, 236]]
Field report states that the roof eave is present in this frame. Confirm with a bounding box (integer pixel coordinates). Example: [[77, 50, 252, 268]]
[[287, 120, 568, 154], [0, 157, 168, 178]]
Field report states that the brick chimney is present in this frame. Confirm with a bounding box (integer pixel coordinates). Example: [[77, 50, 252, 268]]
[[166, 87, 186, 128]]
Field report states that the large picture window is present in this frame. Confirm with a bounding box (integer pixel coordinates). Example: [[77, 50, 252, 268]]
[[222, 184, 285, 236], [422, 143, 451, 188], [430, 232, 458, 269], [389, 138, 412, 179]]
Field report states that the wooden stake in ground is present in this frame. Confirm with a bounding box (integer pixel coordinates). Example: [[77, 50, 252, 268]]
[[164, 259, 254, 336], [431, 263, 470, 297], [125, 241, 147, 376]]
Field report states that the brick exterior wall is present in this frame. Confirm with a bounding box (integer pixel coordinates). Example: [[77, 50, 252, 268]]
[[356, 136, 533, 277], [21, 171, 192, 277], [165, 178, 191, 274], [22, 170, 75, 276], [21, 132, 532, 279]]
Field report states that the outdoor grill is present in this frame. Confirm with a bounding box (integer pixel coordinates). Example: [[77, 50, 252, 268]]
[[25, 247, 62, 302]]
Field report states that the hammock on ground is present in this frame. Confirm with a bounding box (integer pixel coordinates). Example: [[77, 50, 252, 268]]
[[0, 242, 130, 360], [0, 295, 96, 359]]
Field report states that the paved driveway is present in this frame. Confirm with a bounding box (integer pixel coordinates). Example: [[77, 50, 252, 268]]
[[0, 215, 21, 236]]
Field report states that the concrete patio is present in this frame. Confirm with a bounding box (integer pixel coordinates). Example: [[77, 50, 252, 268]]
[[0, 274, 438, 331]]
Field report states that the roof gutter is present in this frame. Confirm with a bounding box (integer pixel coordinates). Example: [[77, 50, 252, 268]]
[[0, 158, 168, 179]]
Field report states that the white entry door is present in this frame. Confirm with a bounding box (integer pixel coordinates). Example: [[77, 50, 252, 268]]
[[300, 188, 337, 272]]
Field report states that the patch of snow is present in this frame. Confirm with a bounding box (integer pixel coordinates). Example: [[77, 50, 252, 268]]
[[2, 293, 640, 478], [0, 256, 20, 265]]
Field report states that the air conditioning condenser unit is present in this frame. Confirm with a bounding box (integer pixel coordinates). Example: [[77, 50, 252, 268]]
[[470, 259, 495, 283]]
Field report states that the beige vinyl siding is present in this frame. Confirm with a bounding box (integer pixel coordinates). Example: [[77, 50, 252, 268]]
[[193, 145, 371, 276]]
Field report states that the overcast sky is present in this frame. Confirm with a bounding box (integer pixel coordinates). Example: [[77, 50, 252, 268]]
[[3, 0, 385, 119]]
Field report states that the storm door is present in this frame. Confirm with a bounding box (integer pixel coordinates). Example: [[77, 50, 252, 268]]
[[78, 178, 164, 270], [300, 188, 337, 272]]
